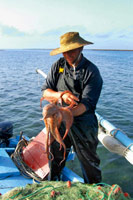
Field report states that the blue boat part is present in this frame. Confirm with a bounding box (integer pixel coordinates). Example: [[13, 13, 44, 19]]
[[110, 129, 133, 151], [0, 175, 33, 194], [96, 112, 133, 152], [0, 148, 20, 179]]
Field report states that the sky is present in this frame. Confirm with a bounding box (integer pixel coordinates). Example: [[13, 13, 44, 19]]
[[0, 0, 133, 50]]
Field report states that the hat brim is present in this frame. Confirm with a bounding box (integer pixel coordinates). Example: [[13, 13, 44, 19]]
[[50, 41, 93, 56]]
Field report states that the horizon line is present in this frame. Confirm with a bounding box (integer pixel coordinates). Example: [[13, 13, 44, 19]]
[[0, 48, 133, 51]]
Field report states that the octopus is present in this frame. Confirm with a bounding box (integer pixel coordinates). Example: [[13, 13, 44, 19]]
[[42, 103, 73, 165], [41, 90, 75, 165]]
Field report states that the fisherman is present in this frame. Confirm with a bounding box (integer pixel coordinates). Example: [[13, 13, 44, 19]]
[[41, 32, 103, 183]]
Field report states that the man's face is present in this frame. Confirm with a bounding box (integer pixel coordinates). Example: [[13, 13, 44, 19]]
[[63, 47, 82, 66]]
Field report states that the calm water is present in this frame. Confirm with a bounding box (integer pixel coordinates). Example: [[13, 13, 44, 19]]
[[0, 49, 133, 196]]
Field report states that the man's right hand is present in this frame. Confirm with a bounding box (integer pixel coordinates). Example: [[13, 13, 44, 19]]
[[62, 91, 79, 107], [42, 89, 79, 107]]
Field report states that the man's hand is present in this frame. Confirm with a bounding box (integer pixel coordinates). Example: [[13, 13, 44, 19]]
[[62, 91, 79, 107], [42, 89, 86, 117]]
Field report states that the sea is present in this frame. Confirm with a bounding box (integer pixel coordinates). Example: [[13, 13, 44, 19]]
[[0, 49, 133, 196]]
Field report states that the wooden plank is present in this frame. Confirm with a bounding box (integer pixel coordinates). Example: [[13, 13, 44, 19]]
[[0, 149, 20, 179], [0, 175, 33, 195]]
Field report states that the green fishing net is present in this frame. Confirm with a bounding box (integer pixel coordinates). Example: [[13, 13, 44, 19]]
[[1, 181, 132, 200]]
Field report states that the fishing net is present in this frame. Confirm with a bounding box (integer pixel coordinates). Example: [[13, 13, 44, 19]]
[[1, 181, 132, 200]]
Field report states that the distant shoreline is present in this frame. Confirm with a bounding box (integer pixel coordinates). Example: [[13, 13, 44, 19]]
[[0, 48, 133, 51], [90, 49, 133, 51]]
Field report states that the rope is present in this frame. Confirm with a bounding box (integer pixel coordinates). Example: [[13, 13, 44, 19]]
[[11, 138, 45, 182], [123, 143, 133, 155], [6, 189, 23, 200], [5, 185, 54, 200], [10, 137, 73, 183], [107, 185, 118, 200], [19, 185, 54, 200], [110, 128, 127, 138]]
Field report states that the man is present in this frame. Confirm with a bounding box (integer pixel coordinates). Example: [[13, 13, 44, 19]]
[[42, 32, 103, 183]]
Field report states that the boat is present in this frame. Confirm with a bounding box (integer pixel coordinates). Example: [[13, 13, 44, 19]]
[[96, 112, 133, 165], [0, 122, 84, 195], [0, 69, 133, 196]]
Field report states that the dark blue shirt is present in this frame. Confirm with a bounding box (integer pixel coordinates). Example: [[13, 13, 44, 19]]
[[42, 55, 103, 114]]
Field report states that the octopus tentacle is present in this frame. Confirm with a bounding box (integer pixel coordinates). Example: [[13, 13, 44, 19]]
[[44, 118, 54, 161], [59, 107, 73, 140], [44, 118, 50, 160], [54, 126, 66, 164]]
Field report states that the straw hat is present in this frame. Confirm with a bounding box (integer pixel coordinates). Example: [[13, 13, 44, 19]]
[[50, 32, 93, 56]]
